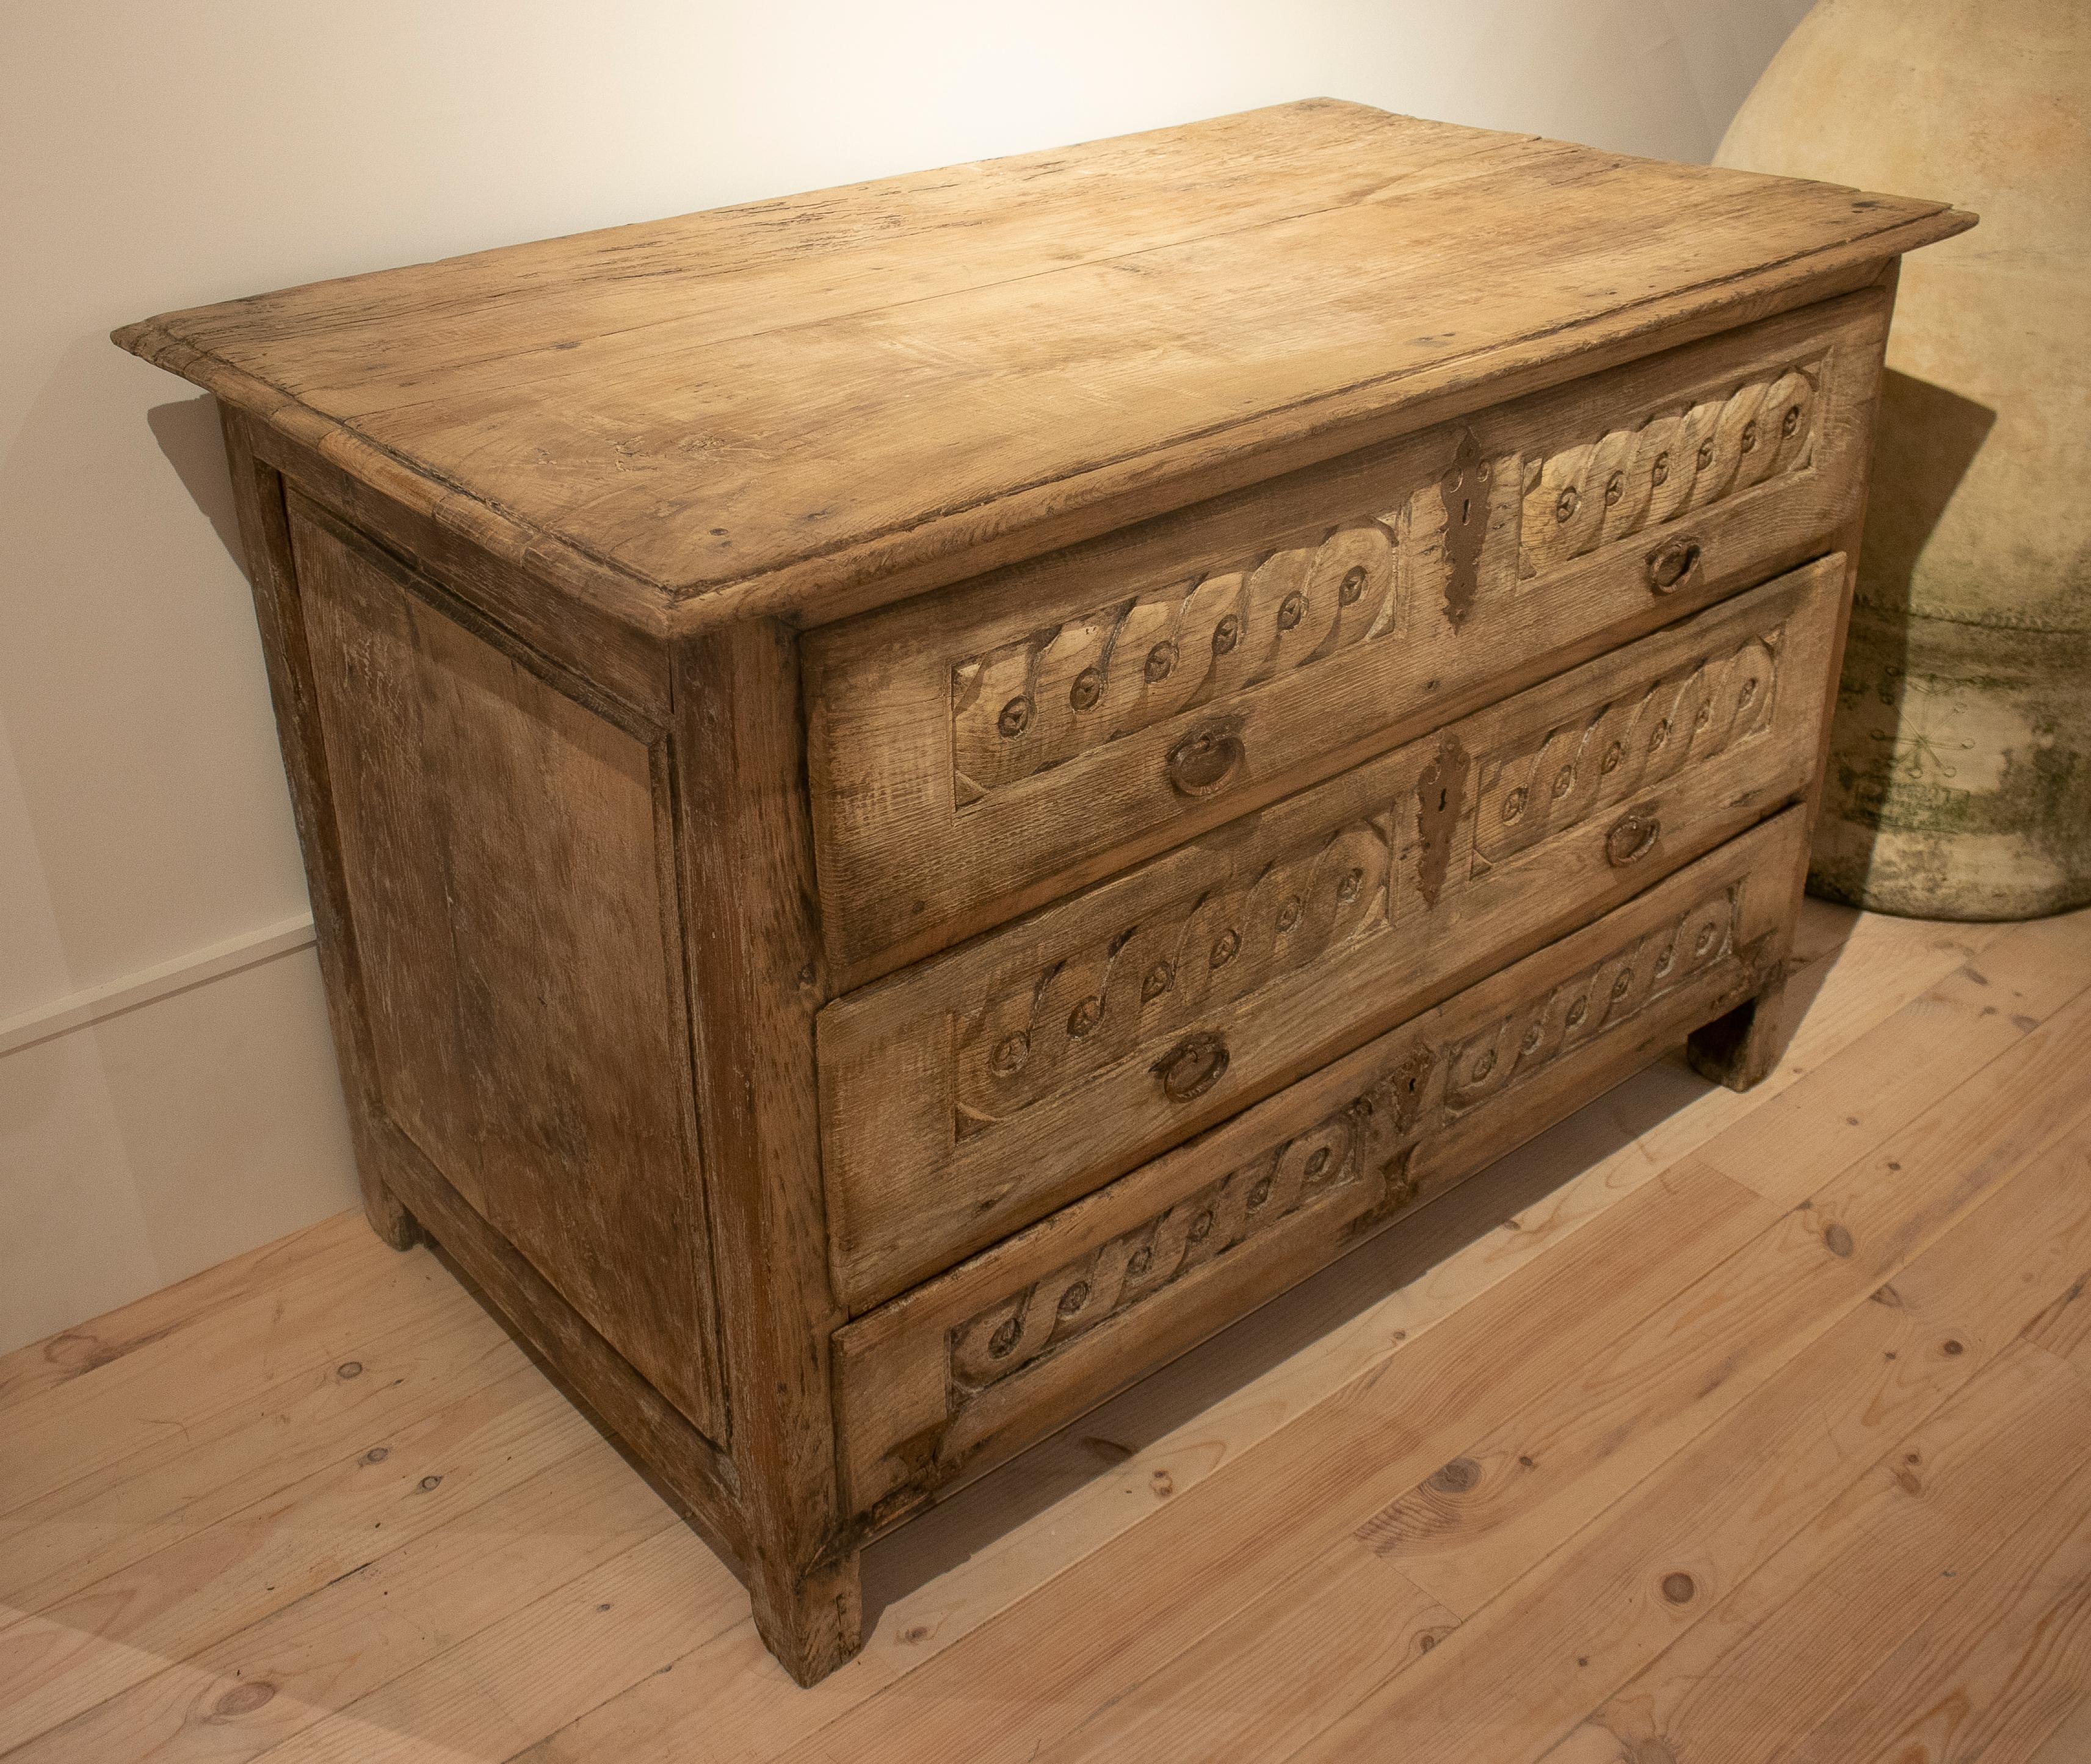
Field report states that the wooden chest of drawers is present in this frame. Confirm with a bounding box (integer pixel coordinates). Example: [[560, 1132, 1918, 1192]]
[[115, 101, 1970, 1685]]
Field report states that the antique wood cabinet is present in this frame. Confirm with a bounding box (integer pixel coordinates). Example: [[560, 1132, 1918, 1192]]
[[115, 102, 1971, 1685]]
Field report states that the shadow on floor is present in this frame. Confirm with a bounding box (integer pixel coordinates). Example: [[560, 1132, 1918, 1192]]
[[858, 908, 1857, 1628], [422, 907, 1863, 1647]]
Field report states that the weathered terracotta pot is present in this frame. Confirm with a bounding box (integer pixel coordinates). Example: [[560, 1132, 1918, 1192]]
[[1717, 0, 2090, 919]]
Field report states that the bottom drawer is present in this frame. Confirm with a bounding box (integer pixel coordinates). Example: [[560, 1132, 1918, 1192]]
[[832, 803, 1807, 1530]]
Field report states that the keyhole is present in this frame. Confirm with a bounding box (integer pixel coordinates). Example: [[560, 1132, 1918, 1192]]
[[1459, 496, 1471, 525]]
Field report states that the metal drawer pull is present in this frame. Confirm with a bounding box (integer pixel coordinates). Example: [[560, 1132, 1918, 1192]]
[[1646, 535, 1703, 593], [1154, 1031, 1230, 1104], [1605, 808, 1661, 867], [1165, 721, 1244, 800]]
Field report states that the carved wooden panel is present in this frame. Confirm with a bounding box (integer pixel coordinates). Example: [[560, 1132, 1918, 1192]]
[[1469, 624, 1781, 874], [946, 615, 1780, 1145], [951, 515, 1410, 804], [954, 813, 1392, 1137], [1520, 360, 1821, 578], [818, 555, 1842, 1312], [948, 1052, 1424, 1398], [946, 359, 1817, 810], [945, 880, 1738, 1403], [805, 295, 1885, 985], [831, 808, 1806, 1529]]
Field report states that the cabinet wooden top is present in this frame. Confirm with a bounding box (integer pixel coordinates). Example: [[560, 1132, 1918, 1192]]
[[116, 101, 1970, 638]]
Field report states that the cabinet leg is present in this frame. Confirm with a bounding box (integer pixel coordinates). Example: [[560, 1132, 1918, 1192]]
[[360, 1165, 424, 1251], [1687, 978, 1790, 1093], [750, 1549, 864, 1688]]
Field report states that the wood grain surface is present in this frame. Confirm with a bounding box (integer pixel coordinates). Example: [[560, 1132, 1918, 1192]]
[[100, 106, 1979, 1694], [290, 496, 727, 1444], [803, 294, 1885, 977], [112, 103, 1968, 635], [820, 561, 1843, 1306], [833, 811, 1802, 1530], [5, 902, 2086, 1762]]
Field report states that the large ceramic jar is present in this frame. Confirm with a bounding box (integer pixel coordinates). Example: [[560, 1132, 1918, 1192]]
[[1718, 0, 2089, 918]]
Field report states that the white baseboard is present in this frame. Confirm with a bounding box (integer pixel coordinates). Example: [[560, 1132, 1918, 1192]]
[[0, 913, 319, 1060]]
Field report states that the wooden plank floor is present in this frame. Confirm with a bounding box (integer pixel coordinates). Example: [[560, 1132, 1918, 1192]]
[[5, 898, 2091, 1763]]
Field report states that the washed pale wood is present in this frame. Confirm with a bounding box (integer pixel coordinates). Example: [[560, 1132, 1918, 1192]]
[[1040, 1546, 1459, 1764], [0, 1209, 368, 1413], [2, 1448, 684, 1764], [1777, 1484, 2091, 1764], [1576, 1336, 2091, 1760], [216, 410, 421, 1257], [0, 1213, 446, 1515], [2032, 1693, 2091, 1764], [1703, 908, 2091, 1208], [247, 416, 675, 717], [108, 102, 1971, 1684], [291, 496, 726, 1438], [781, 1161, 1786, 1763], [1284, 1154, 2091, 1763], [523, 908, 2007, 1763], [1350, 979, 2091, 1622], [0, 1273, 511, 1614], [766, 1016, 2091, 1764], [835, 812, 1804, 1527], [1035, 1122, 2091, 1764], [213, 419, 755, 1622], [1018, 1116, 2091, 1764], [278, 1528, 732, 1764], [4, 905, 2089, 1761], [667, 618, 858, 1683], [0, 1362, 591, 1751], [517, 910, 2018, 1764], [805, 294, 1884, 978], [112, 105, 1968, 640], [822, 566, 1841, 1304]]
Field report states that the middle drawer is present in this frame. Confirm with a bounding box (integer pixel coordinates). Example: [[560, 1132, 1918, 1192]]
[[819, 553, 1843, 1310]]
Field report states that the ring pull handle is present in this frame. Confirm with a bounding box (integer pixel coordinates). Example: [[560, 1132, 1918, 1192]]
[[1605, 808, 1661, 867], [1165, 720, 1245, 800], [1153, 1031, 1230, 1104], [1645, 536, 1703, 595]]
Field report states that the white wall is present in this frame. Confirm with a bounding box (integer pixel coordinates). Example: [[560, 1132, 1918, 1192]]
[[0, 0, 1812, 1354]]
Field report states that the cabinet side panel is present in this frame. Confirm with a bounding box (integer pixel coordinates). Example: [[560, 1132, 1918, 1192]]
[[287, 492, 727, 1444]]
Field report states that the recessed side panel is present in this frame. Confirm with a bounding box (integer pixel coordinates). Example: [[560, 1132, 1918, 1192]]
[[288, 492, 727, 1445]]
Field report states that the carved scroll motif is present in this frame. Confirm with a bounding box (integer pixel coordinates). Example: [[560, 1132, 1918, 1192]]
[[945, 884, 1741, 1405], [952, 815, 1393, 1137], [948, 1044, 1433, 1397], [949, 516, 1410, 807], [952, 610, 1783, 1136], [1520, 359, 1824, 578], [1468, 627, 1782, 879], [1437, 885, 1738, 1117]]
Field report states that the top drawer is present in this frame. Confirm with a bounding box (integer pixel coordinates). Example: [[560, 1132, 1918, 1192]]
[[803, 289, 1887, 983]]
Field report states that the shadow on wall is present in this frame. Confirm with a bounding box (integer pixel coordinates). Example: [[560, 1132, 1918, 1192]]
[[1861, 372, 1997, 605], [1814, 369, 1996, 902], [0, 330, 308, 997], [0, 337, 354, 1354], [146, 394, 247, 579], [855, 944, 1849, 1633]]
